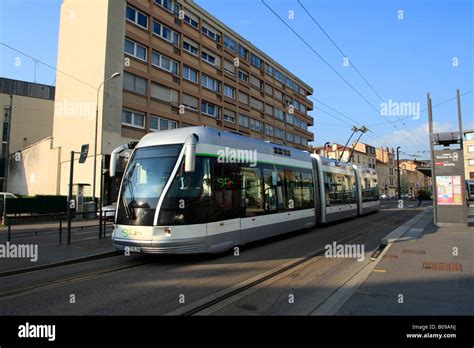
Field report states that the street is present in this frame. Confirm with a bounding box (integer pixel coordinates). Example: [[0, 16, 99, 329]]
[[0, 200, 426, 315]]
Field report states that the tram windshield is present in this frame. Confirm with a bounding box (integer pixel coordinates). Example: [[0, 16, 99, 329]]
[[116, 144, 182, 226]]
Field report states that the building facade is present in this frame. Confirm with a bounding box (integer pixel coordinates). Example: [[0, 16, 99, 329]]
[[11, 0, 314, 201], [0, 78, 55, 192], [376, 147, 396, 197], [464, 129, 474, 180], [397, 159, 432, 196]]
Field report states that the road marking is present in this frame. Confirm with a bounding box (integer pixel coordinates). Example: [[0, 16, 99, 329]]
[[372, 269, 386, 272]]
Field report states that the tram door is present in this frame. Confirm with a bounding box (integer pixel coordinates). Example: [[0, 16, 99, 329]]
[[206, 161, 242, 247]]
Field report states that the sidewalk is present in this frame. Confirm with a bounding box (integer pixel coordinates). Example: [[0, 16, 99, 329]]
[[337, 205, 474, 315], [0, 227, 117, 276]]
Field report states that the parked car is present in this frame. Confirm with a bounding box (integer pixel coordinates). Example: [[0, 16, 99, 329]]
[[379, 193, 387, 199], [401, 193, 412, 199], [97, 202, 117, 220]]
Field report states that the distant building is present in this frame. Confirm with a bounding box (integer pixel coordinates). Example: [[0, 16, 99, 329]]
[[396, 159, 432, 196], [464, 129, 474, 180], [352, 142, 376, 169], [376, 147, 396, 197], [0, 78, 55, 192]]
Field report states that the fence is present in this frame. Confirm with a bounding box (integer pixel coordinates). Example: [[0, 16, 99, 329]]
[[3, 195, 68, 216]]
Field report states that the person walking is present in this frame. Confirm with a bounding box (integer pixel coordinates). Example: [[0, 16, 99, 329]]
[[416, 191, 422, 208]]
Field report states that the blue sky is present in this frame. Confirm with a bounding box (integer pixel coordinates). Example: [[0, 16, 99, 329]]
[[0, 0, 472, 159]]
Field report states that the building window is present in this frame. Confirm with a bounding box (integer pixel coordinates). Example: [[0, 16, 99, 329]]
[[126, 5, 148, 29], [201, 50, 216, 65], [224, 60, 235, 75], [223, 35, 237, 52], [124, 38, 147, 61], [265, 104, 273, 116], [153, 20, 179, 45], [264, 84, 273, 96], [202, 24, 221, 42], [465, 132, 474, 141], [275, 127, 285, 139], [300, 104, 306, 113], [250, 119, 263, 132], [183, 38, 199, 56], [224, 84, 236, 99], [250, 97, 263, 111], [182, 65, 198, 83], [266, 64, 273, 76], [182, 94, 198, 111], [201, 74, 220, 92], [151, 82, 179, 104], [238, 114, 249, 128], [151, 51, 179, 75], [274, 89, 283, 101], [274, 108, 284, 121], [469, 159, 474, 166], [123, 72, 147, 95], [286, 113, 294, 125], [122, 109, 145, 129], [238, 91, 249, 105], [238, 70, 248, 82], [183, 12, 199, 28], [238, 44, 248, 59], [468, 145, 474, 153], [223, 109, 236, 123], [249, 53, 262, 68], [274, 69, 283, 82], [201, 100, 221, 118], [286, 132, 294, 143], [154, 0, 173, 11], [250, 75, 263, 90], [150, 115, 177, 131], [265, 124, 274, 136]]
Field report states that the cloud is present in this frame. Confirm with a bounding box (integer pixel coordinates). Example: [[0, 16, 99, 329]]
[[379, 122, 458, 151]]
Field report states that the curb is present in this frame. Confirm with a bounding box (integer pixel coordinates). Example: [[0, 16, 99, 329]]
[[0, 249, 120, 278], [381, 207, 432, 245]]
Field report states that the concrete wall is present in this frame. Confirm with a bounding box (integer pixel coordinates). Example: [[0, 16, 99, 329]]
[[0, 94, 54, 154], [7, 137, 60, 196]]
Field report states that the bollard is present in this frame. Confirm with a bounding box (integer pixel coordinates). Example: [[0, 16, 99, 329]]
[[59, 218, 62, 244], [7, 224, 11, 242]]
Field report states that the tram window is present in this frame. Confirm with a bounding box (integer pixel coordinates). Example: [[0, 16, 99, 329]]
[[209, 161, 244, 222], [158, 156, 212, 225], [263, 168, 278, 212], [242, 167, 265, 216], [361, 176, 379, 202], [276, 166, 314, 210], [324, 172, 356, 206]]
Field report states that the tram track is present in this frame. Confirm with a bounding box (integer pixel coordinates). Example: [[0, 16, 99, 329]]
[[0, 207, 413, 309], [0, 260, 150, 302], [172, 209, 414, 315]]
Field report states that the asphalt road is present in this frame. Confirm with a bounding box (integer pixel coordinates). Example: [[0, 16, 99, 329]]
[[0, 201, 421, 315]]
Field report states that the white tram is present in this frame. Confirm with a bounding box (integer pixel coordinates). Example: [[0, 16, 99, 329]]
[[110, 126, 379, 254]]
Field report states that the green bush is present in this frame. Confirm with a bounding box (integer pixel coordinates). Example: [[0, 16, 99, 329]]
[[4, 195, 68, 215], [416, 189, 432, 200]]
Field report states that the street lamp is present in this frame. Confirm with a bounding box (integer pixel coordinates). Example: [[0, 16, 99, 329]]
[[323, 142, 331, 157], [93, 72, 120, 206], [397, 146, 401, 200]]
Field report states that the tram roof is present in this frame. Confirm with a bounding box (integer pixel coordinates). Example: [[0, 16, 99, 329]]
[[136, 126, 312, 162]]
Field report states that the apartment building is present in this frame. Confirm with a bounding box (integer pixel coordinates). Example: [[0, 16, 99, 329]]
[[376, 147, 396, 197], [464, 129, 474, 180], [0, 78, 55, 192], [352, 142, 376, 169], [397, 159, 432, 196], [9, 0, 314, 200]]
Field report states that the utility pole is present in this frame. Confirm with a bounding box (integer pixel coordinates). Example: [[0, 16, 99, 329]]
[[397, 146, 401, 200]]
